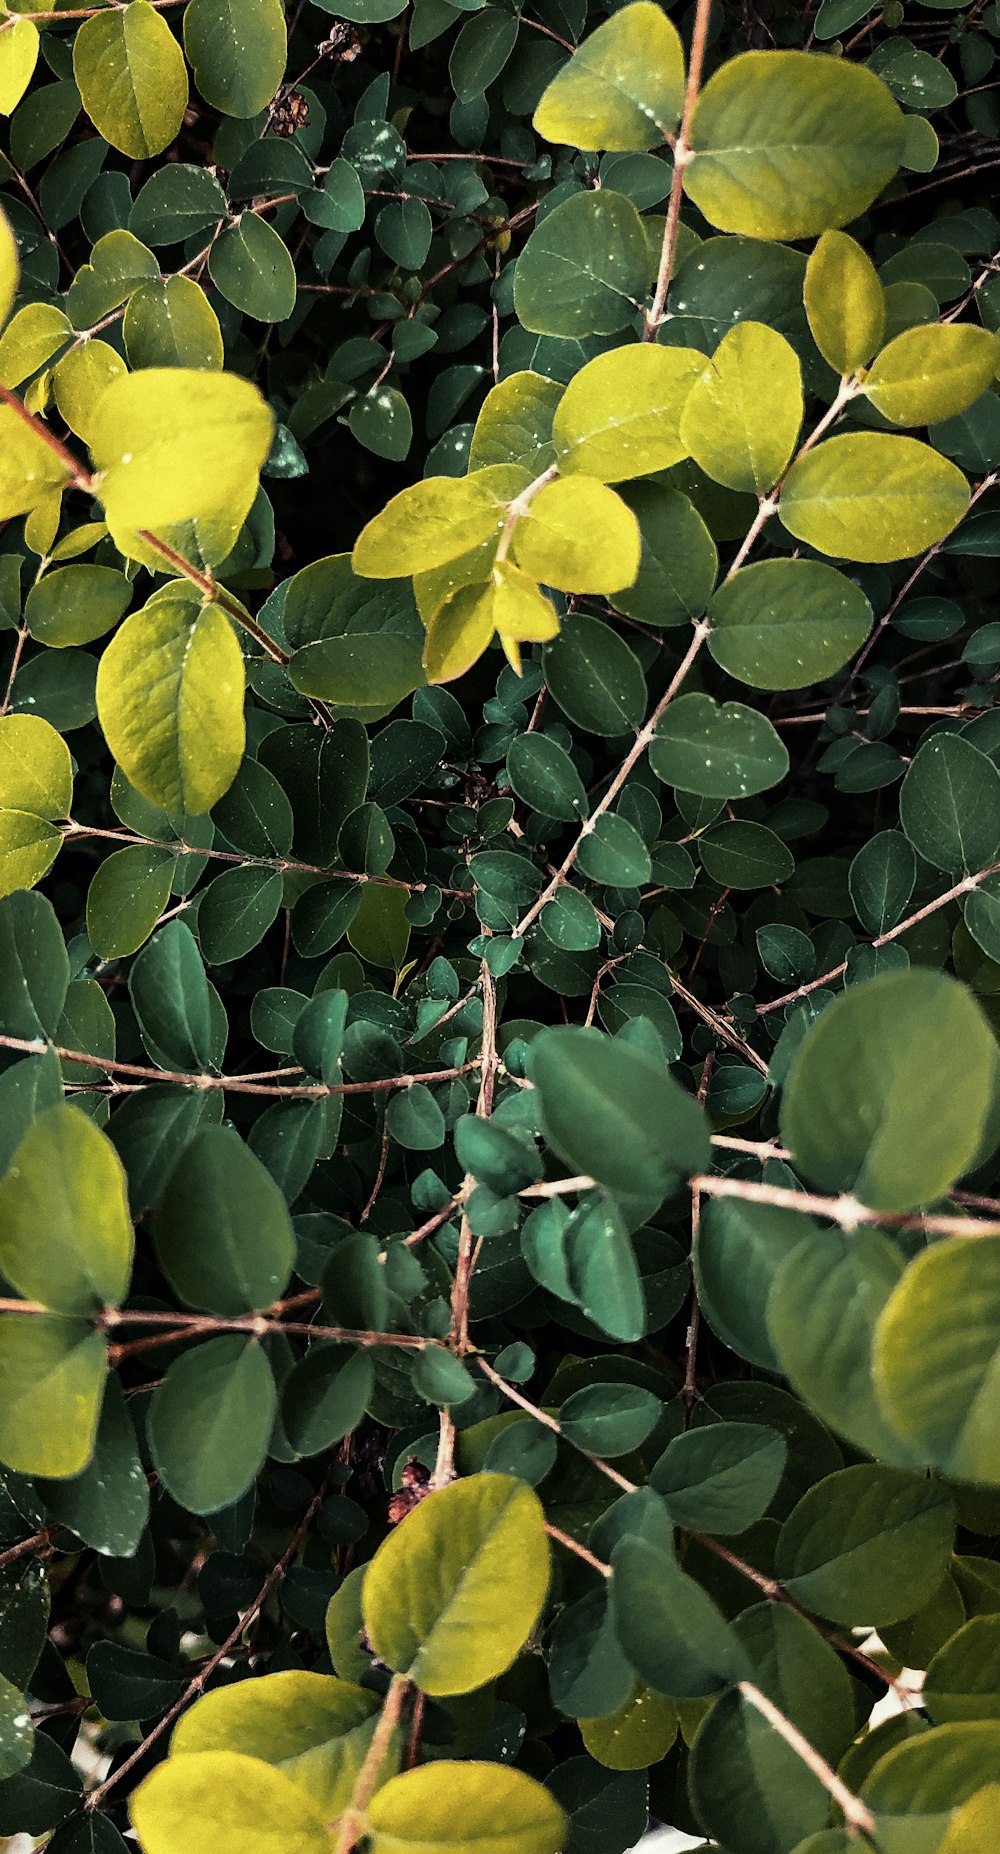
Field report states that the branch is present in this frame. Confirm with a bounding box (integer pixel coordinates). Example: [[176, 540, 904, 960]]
[[692, 1170, 1000, 1238], [758, 858, 1000, 1016], [0, 1031, 479, 1099], [84, 1468, 331, 1810], [333, 1675, 410, 1854], [738, 1682, 877, 1837], [643, 0, 715, 338]]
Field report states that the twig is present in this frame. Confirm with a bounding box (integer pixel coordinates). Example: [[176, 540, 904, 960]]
[[644, 0, 715, 338], [738, 1682, 877, 1836]]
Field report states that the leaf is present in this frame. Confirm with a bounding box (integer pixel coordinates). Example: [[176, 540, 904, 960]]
[[89, 368, 274, 539], [767, 1227, 913, 1460], [152, 1126, 295, 1316], [282, 1345, 374, 1458], [130, 1752, 329, 1854], [650, 692, 789, 799], [73, 2, 188, 160], [37, 1375, 148, 1557], [533, 2, 685, 152], [0, 1669, 33, 1781], [347, 884, 410, 971], [0, 1104, 132, 1315], [529, 1026, 710, 1199], [611, 484, 718, 628], [691, 1686, 830, 1853], [353, 472, 510, 578], [88, 1641, 182, 1721], [651, 1423, 786, 1534], [468, 373, 563, 475], [848, 829, 916, 935], [805, 230, 885, 376], [183, 0, 287, 119], [514, 191, 651, 339], [779, 433, 969, 563], [170, 1670, 380, 1814], [0, 890, 69, 1040], [899, 733, 1000, 874], [129, 920, 218, 1074], [0, 21, 39, 118], [552, 344, 706, 481], [543, 613, 646, 736], [363, 1474, 549, 1695], [513, 478, 640, 594], [97, 596, 245, 816], [148, 1335, 276, 1514], [925, 1616, 1000, 1724], [680, 323, 802, 495], [86, 847, 175, 960], [0, 1315, 106, 1479], [123, 277, 224, 372], [0, 714, 72, 898], [0, 408, 72, 522], [564, 1193, 646, 1343], [0, 206, 16, 331], [26, 565, 131, 649], [707, 559, 873, 690], [686, 51, 905, 239], [611, 1538, 751, 1698], [208, 213, 296, 323], [865, 324, 999, 426], [873, 1236, 1000, 1484], [366, 1762, 566, 1854], [559, 1384, 661, 1458], [781, 970, 999, 1213], [507, 733, 588, 822], [698, 820, 794, 888], [774, 1464, 956, 1625], [0, 1558, 48, 1687]]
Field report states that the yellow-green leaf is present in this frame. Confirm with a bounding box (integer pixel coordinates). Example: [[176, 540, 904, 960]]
[[512, 477, 641, 593], [779, 433, 969, 563], [353, 469, 516, 578], [0, 203, 16, 333], [0, 302, 72, 388], [679, 322, 802, 495], [362, 1473, 550, 1695], [864, 323, 1000, 427], [533, 1, 684, 152], [805, 230, 885, 376], [468, 371, 563, 474], [0, 713, 73, 819], [53, 340, 127, 444], [686, 51, 905, 239], [424, 583, 497, 684], [0, 408, 72, 521], [581, 1683, 678, 1771], [0, 19, 39, 116], [96, 594, 245, 815], [131, 1750, 329, 1854], [73, 0, 188, 159], [88, 367, 274, 542], [0, 1314, 106, 1479], [0, 812, 62, 899], [0, 1103, 133, 1314], [170, 1671, 383, 1815], [553, 343, 707, 482], [367, 1763, 565, 1854]]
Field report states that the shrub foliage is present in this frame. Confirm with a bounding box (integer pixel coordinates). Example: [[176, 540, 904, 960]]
[[2, 0, 1000, 1848]]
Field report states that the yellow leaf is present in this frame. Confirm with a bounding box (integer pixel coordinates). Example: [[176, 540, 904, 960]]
[[0, 19, 39, 116], [131, 1750, 329, 1854], [88, 367, 273, 544], [512, 477, 641, 593], [96, 593, 245, 815], [0, 202, 15, 331], [805, 229, 885, 376]]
